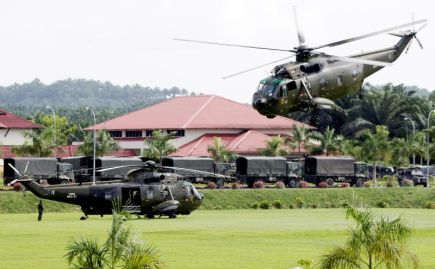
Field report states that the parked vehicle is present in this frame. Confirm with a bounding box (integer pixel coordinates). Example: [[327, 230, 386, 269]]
[[397, 167, 428, 187], [304, 156, 368, 187], [4, 157, 74, 185], [286, 161, 302, 188], [61, 156, 142, 182], [236, 156, 288, 188], [368, 164, 395, 179], [162, 157, 226, 188]]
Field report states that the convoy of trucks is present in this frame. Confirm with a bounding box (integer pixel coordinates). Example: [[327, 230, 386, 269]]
[[2, 155, 429, 188]]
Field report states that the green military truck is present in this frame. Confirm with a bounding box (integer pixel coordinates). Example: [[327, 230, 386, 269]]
[[304, 156, 368, 187], [4, 157, 74, 185], [236, 156, 288, 188]]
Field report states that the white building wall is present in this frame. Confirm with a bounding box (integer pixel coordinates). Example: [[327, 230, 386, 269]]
[[0, 129, 30, 145]]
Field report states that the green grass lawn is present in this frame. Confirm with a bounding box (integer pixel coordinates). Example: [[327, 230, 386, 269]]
[[1, 209, 435, 269]]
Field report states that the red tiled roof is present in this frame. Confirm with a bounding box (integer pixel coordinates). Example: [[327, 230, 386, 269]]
[[87, 95, 312, 131], [0, 109, 42, 129], [0, 145, 137, 158], [171, 130, 309, 157]]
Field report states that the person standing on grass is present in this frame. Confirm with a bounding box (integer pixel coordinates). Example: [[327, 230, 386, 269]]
[[37, 200, 44, 221]]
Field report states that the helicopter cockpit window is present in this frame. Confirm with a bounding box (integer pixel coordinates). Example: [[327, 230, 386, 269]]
[[257, 83, 276, 96], [300, 63, 322, 74], [286, 81, 297, 92], [277, 86, 287, 98]]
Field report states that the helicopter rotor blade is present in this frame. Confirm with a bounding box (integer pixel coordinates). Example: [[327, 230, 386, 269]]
[[405, 39, 413, 54], [23, 161, 30, 175], [414, 36, 424, 49], [417, 23, 427, 32], [320, 53, 392, 67], [222, 55, 295, 79], [8, 163, 22, 177], [161, 166, 234, 180], [293, 5, 305, 45], [311, 19, 427, 50], [173, 38, 290, 52]]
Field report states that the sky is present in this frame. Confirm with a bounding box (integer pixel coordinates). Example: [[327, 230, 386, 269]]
[[0, 0, 433, 103]]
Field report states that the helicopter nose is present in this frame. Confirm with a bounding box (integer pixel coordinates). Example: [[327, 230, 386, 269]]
[[253, 97, 267, 110]]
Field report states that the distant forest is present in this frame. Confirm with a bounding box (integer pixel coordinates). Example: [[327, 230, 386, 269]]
[[0, 78, 199, 126]]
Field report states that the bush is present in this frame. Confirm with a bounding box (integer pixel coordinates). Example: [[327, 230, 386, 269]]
[[251, 202, 259, 209], [318, 181, 328, 188], [341, 182, 350, 188], [13, 182, 23, 192], [341, 201, 350, 208], [377, 201, 389, 208], [275, 181, 285, 189], [422, 201, 435, 209], [295, 197, 305, 208], [272, 200, 283, 209], [253, 180, 265, 189], [363, 181, 371, 188], [402, 179, 414, 187], [207, 181, 217, 189], [258, 200, 270, 209], [298, 181, 308, 188], [289, 204, 295, 209], [383, 175, 399, 188], [310, 203, 318, 209], [231, 181, 241, 189]]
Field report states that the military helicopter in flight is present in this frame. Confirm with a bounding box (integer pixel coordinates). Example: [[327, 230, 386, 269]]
[[175, 7, 427, 123], [7, 161, 217, 220]]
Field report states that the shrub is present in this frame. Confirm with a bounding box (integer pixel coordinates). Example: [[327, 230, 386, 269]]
[[275, 181, 285, 189], [295, 197, 305, 208], [422, 201, 435, 209], [383, 175, 398, 188], [298, 259, 313, 268], [298, 180, 308, 188], [251, 202, 259, 209], [318, 181, 328, 188], [377, 201, 389, 208], [259, 200, 270, 209], [272, 200, 283, 209], [341, 201, 350, 208], [289, 204, 295, 209], [253, 180, 265, 189], [341, 182, 350, 188], [402, 179, 414, 187], [207, 181, 217, 189], [363, 181, 371, 188], [310, 203, 318, 209], [231, 181, 241, 189], [13, 182, 23, 192]]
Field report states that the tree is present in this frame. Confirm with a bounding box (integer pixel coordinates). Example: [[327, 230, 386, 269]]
[[261, 135, 288, 156], [390, 138, 410, 167], [143, 130, 177, 165], [12, 130, 53, 157], [65, 213, 164, 269], [319, 205, 419, 269], [78, 130, 120, 157], [309, 127, 343, 156], [288, 126, 314, 154], [207, 137, 234, 162]]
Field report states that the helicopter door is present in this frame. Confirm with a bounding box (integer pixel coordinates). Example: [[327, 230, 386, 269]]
[[122, 187, 141, 206]]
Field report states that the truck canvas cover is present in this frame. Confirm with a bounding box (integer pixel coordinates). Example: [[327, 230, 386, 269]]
[[305, 156, 354, 177], [4, 157, 58, 179], [236, 156, 287, 176], [162, 157, 215, 174], [96, 157, 143, 178]]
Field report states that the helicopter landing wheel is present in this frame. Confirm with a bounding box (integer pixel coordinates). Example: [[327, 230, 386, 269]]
[[80, 215, 88, 221], [310, 114, 321, 126], [169, 213, 177, 219], [146, 213, 155, 219]]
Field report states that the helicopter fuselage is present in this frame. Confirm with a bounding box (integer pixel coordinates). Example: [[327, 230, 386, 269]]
[[252, 34, 413, 117]]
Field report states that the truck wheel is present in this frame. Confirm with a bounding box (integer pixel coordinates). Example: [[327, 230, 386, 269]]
[[287, 178, 298, 188], [355, 178, 364, 188], [326, 178, 334, 187]]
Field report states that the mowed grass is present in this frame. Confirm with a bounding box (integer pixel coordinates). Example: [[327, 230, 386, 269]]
[[1, 209, 435, 269]]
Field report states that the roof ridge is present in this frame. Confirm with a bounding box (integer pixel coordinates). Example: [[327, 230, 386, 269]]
[[182, 95, 215, 129], [186, 135, 206, 156], [228, 130, 251, 151]]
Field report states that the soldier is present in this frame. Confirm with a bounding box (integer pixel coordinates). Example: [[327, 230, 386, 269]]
[[37, 200, 44, 221]]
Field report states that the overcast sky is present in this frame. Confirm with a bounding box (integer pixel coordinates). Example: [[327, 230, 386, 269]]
[[0, 0, 433, 103]]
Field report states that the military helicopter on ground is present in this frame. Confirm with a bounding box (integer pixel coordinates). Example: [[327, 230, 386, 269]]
[[7, 161, 220, 220], [175, 7, 427, 124]]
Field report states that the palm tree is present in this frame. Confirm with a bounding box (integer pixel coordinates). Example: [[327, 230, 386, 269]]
[[65, 212, 164, 269], [143, 130, 177, 165], [319, 205, 419, 269], [390, 138, 410, 167], [207, 137, 234, 162], [78, 130, 120, 157], [288, 126, 313, 154], [309, 127, 343, 156], [261, 135, 288, 156]]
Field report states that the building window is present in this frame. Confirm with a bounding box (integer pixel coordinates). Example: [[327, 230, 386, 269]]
[[145, 130, 156, 137], [109, 131, 122, 138], [126, 130, 143, 138], [167, 129, 185, 137]]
